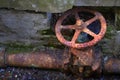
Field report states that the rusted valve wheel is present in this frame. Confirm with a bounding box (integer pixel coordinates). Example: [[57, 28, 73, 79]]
[[55, 8, 107, 49]]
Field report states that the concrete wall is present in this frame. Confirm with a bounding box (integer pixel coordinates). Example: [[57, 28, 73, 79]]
[[0, 0, 120, 13], [0, 0, 74, 13], [74, 0, 120, 6], [0, 9, 49, 45]]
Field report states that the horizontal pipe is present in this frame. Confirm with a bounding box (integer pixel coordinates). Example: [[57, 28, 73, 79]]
[[104, 58, 120, 73], [1, 49, 120, 74], [4, 51, 70, 70]]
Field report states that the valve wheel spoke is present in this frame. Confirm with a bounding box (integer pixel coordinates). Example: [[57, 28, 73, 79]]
[[61, 25, 76, 30], [71, 30, 81, 43], [84, 16, 98, 26], [83, 28, 97, 38]]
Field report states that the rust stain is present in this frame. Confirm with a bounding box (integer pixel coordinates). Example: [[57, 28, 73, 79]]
[[70, 48, 94, 66], [7, 51, 70, 70]]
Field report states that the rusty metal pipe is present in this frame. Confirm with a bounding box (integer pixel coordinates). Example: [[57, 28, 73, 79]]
[[103, 58, 120, 73], [0, 50, 70, 70], [1, 49, 120, 74]]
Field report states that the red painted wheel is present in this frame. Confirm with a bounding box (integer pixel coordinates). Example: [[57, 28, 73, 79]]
[[55, 8, 107, 49]]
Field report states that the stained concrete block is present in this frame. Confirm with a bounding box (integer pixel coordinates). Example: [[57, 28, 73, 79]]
[[0, 0, 74, 13], [0, 9, 49, 45], [74, 0, 120, 6], [0, 0, 120, 13]]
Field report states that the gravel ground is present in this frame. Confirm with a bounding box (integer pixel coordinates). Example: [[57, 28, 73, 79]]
[[0, 67, 73, 80], [0, 67, 120, 80]]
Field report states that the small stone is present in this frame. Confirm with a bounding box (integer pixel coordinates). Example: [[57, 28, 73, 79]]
[[15, 74, 18, 78], [32, 4, 37, 8]]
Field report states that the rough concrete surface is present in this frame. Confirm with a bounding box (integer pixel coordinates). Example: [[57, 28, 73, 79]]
[[74, 0, 120, 6], [0, 0, 74, 13], [0, 9, 49, 45], [0, 0, 120, 13]]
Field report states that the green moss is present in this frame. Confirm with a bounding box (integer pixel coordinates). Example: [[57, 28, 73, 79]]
[[0, 43, 34, 54], [38, 28, 55, 35], [7, 47, 32, 54], [42, 35, 65, 49], [104, 25, 116, 39], [101, 25, 118, 55], [0, 28, 65, 53], [37, 28, 65, 49]]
